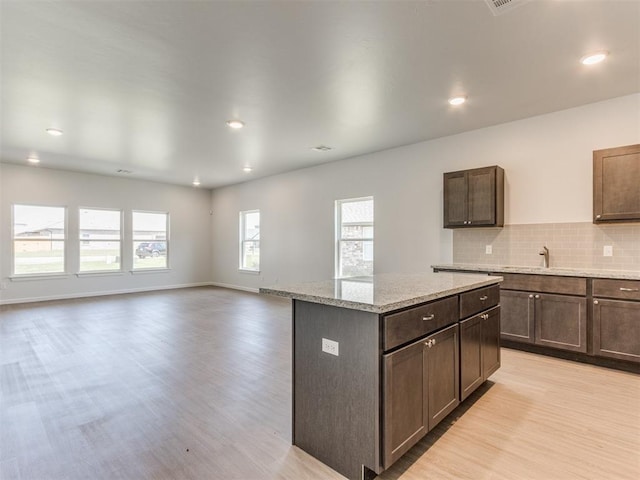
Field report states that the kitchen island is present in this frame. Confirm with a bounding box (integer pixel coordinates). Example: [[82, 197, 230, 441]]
[[260, 272, 503, 480]]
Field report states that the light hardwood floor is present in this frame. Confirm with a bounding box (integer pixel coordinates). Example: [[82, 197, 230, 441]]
[[1, 287, 638, 480]]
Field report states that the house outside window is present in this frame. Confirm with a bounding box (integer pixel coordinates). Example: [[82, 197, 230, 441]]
[[239, 210, 260, 272], [12, 204, 66, 275], [79, 208, 122, 272], [132, 211, 169, 269], [336, 197, 373, 278]]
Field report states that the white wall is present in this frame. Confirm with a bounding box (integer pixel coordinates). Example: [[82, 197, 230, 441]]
[[210, 94, 640, 291], [0, 164, 212, 304]]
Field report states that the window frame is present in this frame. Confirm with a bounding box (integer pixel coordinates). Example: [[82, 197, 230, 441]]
[[11, 203, 68, 277], [78, 207, 123, 274], [131, 210, 170, 271], [335, 196, 374, 279], [239, 209, 260, 273]]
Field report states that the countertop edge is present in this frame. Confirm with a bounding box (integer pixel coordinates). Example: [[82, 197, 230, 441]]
[[260, 276, 502, 314], [431, 264, 640, 281]]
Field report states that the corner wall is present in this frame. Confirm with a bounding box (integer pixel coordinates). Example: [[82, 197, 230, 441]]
[[0, 164, 213, 304], [210, 94, 640, 290]]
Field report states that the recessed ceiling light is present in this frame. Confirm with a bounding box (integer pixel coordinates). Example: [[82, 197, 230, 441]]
[[226, 120, 245, 129], [580, 51, 609, 65], [448, 96, 467, 106], [27, 155, 40, 164], [46, 127, 63, 136], [311, 145, 332, 152], [192, 179, 201, 186], [243, 166, 253, 173]]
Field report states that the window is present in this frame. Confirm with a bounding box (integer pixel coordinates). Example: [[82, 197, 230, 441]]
[[79, 208, 122, 272], [12, 204, 66, 275], [336, 197, 373, 278], [239, 210, 260, 271], [132, 211, 169, 269]]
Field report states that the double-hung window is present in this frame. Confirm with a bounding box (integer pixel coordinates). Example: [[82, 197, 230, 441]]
[[335, 197, 374, 278], [12, 204, 66, 275], [239, 210, 260, 271], [132, 211, 169, 269], [79, 208, 122, 272]]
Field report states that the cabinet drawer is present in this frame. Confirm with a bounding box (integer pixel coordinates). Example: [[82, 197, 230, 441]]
[[383, 296, 458, 351], [498, 274, 586, 296], [593, 279, 640, 301], [459, 285, 500, 319]]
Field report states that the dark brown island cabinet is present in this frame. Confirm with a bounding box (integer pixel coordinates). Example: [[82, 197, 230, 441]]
[[443, 165, 504, 228], [261, 274, 502, 480], [593, 143, 640, 223]]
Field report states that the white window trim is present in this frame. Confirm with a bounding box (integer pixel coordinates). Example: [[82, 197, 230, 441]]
[[11, 203, 68, 277], [132, 210, 170, 270], [78, 206, 123, 274], [335, 196, 374, 279], [239, 209, 260, 272]]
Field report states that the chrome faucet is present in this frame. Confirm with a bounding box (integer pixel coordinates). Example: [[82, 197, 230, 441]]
[[539, 246, 550, 268]]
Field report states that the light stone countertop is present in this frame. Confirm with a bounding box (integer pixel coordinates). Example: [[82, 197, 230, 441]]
[[432, 264, 640, 281], [259, 272, 502, 314]]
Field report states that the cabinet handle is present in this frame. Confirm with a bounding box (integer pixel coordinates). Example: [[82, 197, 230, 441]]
[[528, 294, 534, 299], [593, 300, 599, 305], [479, 295, 488, 301], [535, 295, 540, 299], [432, 338, 437, 346], [596, 214, 602, 219], [619, 287, 639, 292], [422, 314, 435, 321], [468, 221, 472, 225], [425, 339, 435, 348]]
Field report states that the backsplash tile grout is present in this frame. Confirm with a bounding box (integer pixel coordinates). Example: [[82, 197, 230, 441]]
[[453, 222, 640, 271]]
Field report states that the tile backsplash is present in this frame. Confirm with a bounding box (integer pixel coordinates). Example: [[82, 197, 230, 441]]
[[453, 222, 640, 271]]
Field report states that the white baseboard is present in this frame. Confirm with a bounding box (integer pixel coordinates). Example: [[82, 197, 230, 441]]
[[0, 282, 213, 305], [209, 282, 260, 294]]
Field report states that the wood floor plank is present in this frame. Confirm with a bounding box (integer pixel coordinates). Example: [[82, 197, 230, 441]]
[[1, 286, 638, 479]]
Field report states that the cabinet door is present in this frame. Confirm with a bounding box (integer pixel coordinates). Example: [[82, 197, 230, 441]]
[[467, 167, 496, 226], [426, 324, 460, 431], [460, 315, 483, 401], [593, 299, 640, 363], [535, 294, 587, 353], [482, 306, 501, 380], [500, 290, 535, 343], [382, 340, 427, 469], [593, 144, 640, 223], [443, 171, 468, 227]]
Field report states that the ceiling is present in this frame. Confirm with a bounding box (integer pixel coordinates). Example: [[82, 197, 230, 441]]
[[1, 1, 639, 189]]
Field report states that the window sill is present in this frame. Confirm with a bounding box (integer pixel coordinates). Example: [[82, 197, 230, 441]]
[[10, 273, 70, 282], [239, 269, 260, 275], [76, 271, 125, 278], [130, 268, 172, 275]]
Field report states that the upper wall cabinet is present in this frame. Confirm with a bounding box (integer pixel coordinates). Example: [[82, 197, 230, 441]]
[[593, 144, 640, 224], [443, 166, 504, 228]]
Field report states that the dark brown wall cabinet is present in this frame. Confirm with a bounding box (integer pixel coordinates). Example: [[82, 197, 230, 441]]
[[593, 144, 640, 223], [443, 166, 504, 228], [499, 274, 587, 353], [383, 324, 459, 469], [592, 279, 640, 363]]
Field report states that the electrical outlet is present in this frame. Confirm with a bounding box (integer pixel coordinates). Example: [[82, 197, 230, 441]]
[[322, 338, 339, 356], [485, 245, 493, 255], [603, 245, 613, 257]]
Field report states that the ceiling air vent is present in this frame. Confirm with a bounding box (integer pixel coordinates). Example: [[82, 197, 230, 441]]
[[484, 0, 532, 16]]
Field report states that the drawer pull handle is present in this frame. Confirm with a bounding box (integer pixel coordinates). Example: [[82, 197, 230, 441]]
[[422, 314, 435, 321], [425, 339, 436, 348], [619, 287, 639, 292], [535, 294, 541, 299], [529, 294, 534, 299], [479, 295, 488, 301], [593, 300, 599, 305]]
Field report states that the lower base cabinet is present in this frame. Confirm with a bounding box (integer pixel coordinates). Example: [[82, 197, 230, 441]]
[[460, 306, 501, 401], [593, 298, 640, 363], [383, 324, 459, 469]]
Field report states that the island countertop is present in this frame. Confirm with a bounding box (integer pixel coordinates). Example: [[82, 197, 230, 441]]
[[259, 272, 502, 314]]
